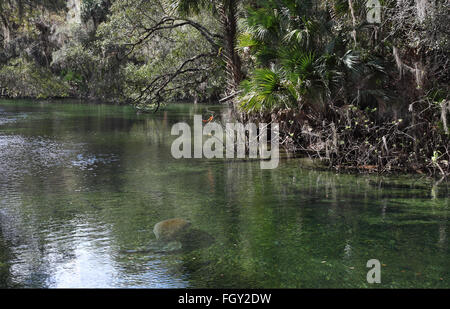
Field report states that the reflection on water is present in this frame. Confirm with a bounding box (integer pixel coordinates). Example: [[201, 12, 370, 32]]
[[0, 99, 448, 288]]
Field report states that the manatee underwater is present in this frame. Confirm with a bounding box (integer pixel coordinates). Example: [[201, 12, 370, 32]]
[[122, 218, 215, 254]]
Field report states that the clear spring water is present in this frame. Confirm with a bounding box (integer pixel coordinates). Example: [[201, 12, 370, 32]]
[[0, 99, 448, 288]]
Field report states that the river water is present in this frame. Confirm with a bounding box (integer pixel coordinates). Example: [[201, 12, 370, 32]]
[[0, 99, 448, 288]]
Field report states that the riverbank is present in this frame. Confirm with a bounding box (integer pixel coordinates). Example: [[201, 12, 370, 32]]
[[240, 101, 450, 178]]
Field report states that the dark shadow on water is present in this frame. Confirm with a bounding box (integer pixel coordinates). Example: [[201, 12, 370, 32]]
[[178, 228, 216, 252]]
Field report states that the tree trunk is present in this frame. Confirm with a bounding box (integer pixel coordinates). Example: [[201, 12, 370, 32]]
[[219, 0, 243, 95], [348, 0, 357, 46], [0, 5, 11, 47]]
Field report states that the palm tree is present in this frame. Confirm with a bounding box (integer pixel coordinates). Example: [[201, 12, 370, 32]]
[[237, 0, 388, 116], [237, 1, 335, 113]]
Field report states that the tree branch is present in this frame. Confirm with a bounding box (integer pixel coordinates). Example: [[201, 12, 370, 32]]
[[123, 16, 221, 59], [133, 53, 215, 112]]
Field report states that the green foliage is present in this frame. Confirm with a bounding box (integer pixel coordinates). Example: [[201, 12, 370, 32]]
[[0, 0, 447, 120], [237, 0, 392, 112], [0, 58, 70, 98], [95, 0, 224, 104], [173, 0, 213, 15], [240, 68, 290, 111]]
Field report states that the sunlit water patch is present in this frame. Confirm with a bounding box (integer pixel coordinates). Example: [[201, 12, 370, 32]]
[[71, 154, 120, 171], [0, 111, 29, 126]]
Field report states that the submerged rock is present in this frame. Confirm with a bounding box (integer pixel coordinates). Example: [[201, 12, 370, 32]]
[[153, 218, 192, 241], [123, 218, 215, 254]]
